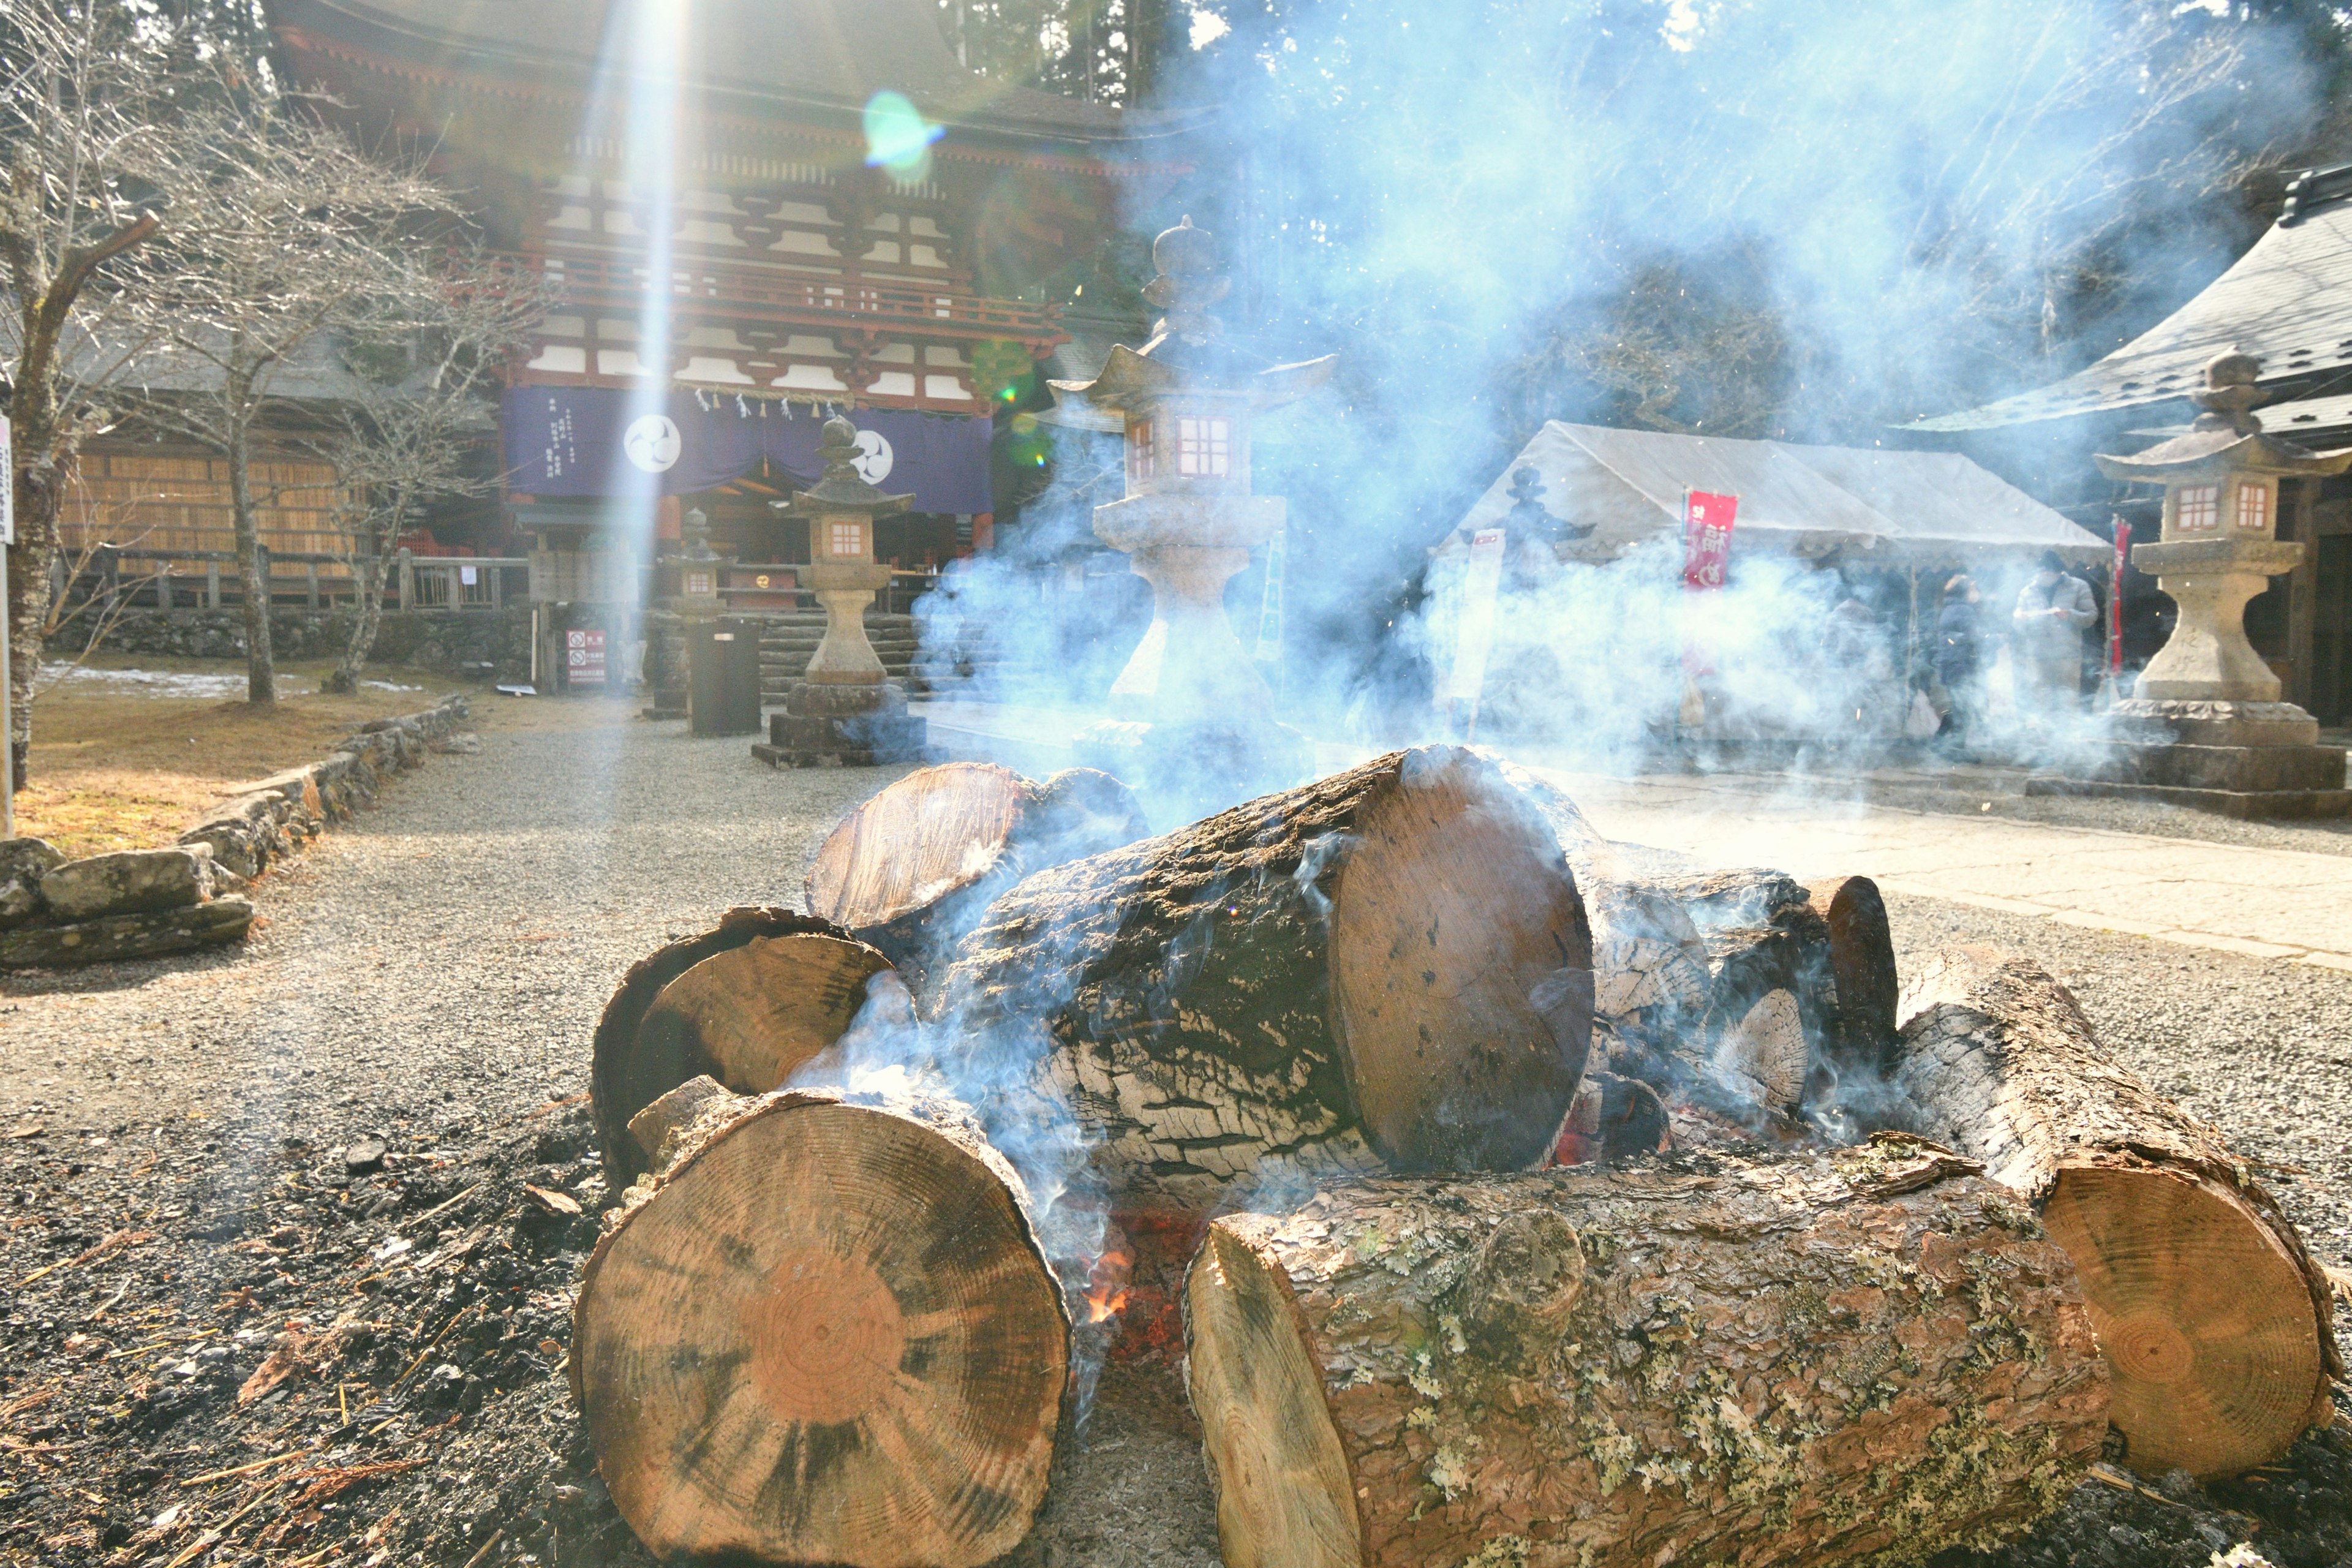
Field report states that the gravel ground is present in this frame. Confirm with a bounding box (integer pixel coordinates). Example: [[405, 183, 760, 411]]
[[2, 718, 2346, 1566]]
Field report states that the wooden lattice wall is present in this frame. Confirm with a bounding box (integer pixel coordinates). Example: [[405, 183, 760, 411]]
[[61, 444, 354, 575]]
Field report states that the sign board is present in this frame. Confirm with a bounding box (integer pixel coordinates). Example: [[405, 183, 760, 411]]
[[1442, 527, 1507, 705], [565, 627, 607, 687], [0, 414, 12, 546], [1679, 489, 1738, 677]]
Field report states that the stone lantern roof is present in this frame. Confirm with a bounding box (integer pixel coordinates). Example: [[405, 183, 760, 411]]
[[2095, 352, 2352, 486], [1049, 217, 1337, 415], [786, 417, 915, 518]]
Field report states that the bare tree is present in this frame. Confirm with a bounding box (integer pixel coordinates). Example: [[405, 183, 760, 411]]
[[312, 246, 546, 693], [124, 90, 447, 707], [0, 2, 184, 778]]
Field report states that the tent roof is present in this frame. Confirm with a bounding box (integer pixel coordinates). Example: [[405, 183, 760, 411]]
[[1450, 422, 2106, 566], [267, 0, 1194, 148], [1910, 165, 2352, 433]]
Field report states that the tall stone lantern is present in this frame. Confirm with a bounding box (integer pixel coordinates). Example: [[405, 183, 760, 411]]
[[758, 415, 928, 766], [1049, 216, 1333, 807], [2089, 351, 2351, 808]]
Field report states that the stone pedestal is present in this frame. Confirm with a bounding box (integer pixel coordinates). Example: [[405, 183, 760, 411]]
[[2129, 538, 2301, 702], [755, 678, 929, 767], [2049, 698, 2350, 817]]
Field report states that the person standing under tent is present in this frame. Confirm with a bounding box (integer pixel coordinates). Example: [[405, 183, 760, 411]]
[[2011, 550, 2097, 722], [1933, 573, 1986, 748]]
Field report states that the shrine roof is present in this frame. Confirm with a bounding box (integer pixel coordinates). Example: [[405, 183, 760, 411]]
[[1910, 165, 2352, 433], [266, 0, 1199, 153]]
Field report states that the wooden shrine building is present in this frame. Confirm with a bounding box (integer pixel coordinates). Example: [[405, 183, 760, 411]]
[[266, 0, 1188, 609]]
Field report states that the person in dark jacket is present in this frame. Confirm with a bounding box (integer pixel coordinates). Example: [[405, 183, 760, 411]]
[[1934, 574, 1986, 747]]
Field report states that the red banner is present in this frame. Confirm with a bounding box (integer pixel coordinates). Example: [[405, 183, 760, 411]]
[[1682, 490, 1738, 590], [2109, 518, 2130, 676], [1681, 490, 1738, 682]]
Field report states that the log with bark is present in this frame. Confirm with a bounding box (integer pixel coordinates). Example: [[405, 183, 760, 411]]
[[587, 907, 883, 1187], [1184, 1138, 2109, 1568], [1892, 946, 2340, 1478], [935, 745, 1595, 1218], [1493, 761, 1711, 1076], [1807, 873, 1898, 1078], [805, 762, 1147, 992], [573, 1082, 1069, 1567]]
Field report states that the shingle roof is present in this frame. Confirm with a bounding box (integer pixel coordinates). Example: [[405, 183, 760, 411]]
[[1450, 423, 2106, 566], [268, 0, 1194, 147], [1909, 165, 2352, 433]]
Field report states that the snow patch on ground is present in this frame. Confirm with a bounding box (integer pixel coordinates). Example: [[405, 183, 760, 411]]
[[45, 666, 421, 699]]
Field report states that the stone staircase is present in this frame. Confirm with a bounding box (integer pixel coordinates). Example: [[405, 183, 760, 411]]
[[754, 610, 1044, 704]]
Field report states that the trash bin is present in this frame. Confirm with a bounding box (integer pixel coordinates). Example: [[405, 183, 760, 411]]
[[688, 619, 763, 736]]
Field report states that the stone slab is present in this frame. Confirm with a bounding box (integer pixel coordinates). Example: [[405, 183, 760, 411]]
[[0, 895, 254, 968], [40, 846, 218, 921]]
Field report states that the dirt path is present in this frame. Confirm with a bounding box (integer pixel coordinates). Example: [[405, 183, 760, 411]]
[[1, 703, 900, 1136]]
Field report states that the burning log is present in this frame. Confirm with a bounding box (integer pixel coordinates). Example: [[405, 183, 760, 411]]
[[1807, 873, 1899, 1077], [1893, 946, 2340, 1478], [936, 746, 1594, 1216], [1626, 867, 1834, 1117], [805, 762, 1147, 992], [1491, 762, 1712, 1074], [1183, 1139, 2109, 1568], [587, 908, 883, 1186], [573, 1082, 1069, 1568]]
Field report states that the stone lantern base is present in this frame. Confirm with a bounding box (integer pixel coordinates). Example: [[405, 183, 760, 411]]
[[2043, 700, 2351, 818], [752, 680, 930, 768]]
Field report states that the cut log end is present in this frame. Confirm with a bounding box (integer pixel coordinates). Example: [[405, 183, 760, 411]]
[[1327, 751, 1593, 1171], [2042, 1164, 2325, 1478], [637, 931, 894, 1095], [806, 761, 1033, 934], [1185, 1227, 1362, 1568], [575, 1093, 1069, 1568]]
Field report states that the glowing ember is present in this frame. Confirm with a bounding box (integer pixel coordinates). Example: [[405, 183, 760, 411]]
[[1082, 1241, 1134, 1325]]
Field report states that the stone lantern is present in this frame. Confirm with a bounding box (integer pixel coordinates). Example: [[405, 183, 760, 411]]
[[758, 414, 928, 765], [1049, 216, 1333, 805], [2089, 350, 2351, 807]]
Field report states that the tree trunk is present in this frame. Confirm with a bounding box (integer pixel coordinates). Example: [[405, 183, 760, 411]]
[[806, 762, 1146, 995], [1892, 946, 2340, 1478], [328, 541, 392, 695], [5, 464, 61, 784], [588, 907, 857, 1187], [935, 745, 1594, 1218], [1184, 1140, 2109, 1568], [225, 409, 275, 707], [573, 1085, 1069, 1568]]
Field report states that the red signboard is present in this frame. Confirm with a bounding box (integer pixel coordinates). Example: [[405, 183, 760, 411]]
[[1682, 490, 1738, 590], [565, 628, 607, 688], [1681, 490, 1738, 679]]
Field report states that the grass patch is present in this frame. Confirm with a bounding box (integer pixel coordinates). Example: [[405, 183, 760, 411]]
[[15, 656, 469, 858]]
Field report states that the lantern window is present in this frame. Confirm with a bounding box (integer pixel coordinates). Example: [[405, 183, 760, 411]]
[[1177, 416, 1231, 477], [1128, 418, 1155, 480], [2234, 480, 2270, 532], [2174, 483, 2219, 533], [830, 521, 865, 558]]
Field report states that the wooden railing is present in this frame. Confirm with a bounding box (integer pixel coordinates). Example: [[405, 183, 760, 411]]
[[533, 252, 1061, 342], [59, 547, 529, 612]]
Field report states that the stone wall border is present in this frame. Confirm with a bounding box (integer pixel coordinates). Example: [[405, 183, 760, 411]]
[[0, 695, 472, 969]]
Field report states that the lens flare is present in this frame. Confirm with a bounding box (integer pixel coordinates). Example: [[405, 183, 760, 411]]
[[864, 90, 943, 183]]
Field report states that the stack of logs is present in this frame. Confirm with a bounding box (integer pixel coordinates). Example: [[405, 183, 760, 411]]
[[572, 752, 2340, 1568]]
